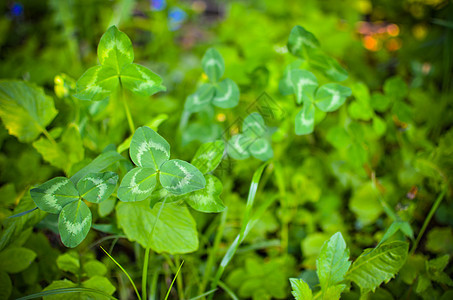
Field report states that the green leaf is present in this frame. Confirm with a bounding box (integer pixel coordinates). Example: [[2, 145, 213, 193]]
[[184, 84, 215, 112], [249, 138, 273, 161], [290, 278, 313, 300], [0, 271, 12, 299], [98, 197, 117, 217], [191, 140, 225, 174], [116, 201, 199, 254], [120, 63, 166, 97], [212, 78, 240, 108], [83, 260, 107, 277], [377, 221, 414, 248], [130, 126, 170, 170], [346, 241, 409, 294], [316, 232, 351, 293], [77, 172, 118, 203], [287, 25, 320, 57], [117, 167, 157, 202], [383, 76, 408, 100], [310, 54, 348, 82], [243, 112, 267, 138], [58, 200, 92, 248], [70, 150, 125, 185], [279, 60, 304, 95], [289, 69, 318, 104], [160, 159, 206, 195], [0, 80, 57, 142], [349, 183, 383, 226], [315, 83, 351, 112], [30, 177, 80, 214], [0, 247, 36, 273], [202, 48, 225, 82], [370, 92, 391, 112], [97, 25, 134, 72], [295, 103, 315, 135], [82, 276, 116, 298], [184, 175, 225, 213], [227, 134, 252, 160], [74, 66, 119, 101], [56, 252, 79, 274]]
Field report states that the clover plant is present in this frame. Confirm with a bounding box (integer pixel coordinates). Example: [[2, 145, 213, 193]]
[[227, 112, 274, 161]]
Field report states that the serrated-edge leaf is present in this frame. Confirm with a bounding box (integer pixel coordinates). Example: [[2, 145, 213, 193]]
[[346, 241, 409, 293], [30, 177, 79, 214], [290, 278, 313, 300]]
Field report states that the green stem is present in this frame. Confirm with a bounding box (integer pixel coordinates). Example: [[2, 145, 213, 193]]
[[410, 186, 447, 255], [142, 247, 151, 300], [119, 82, 135, 134], [175, 255, 184, 300], [199, 209, 228, 296], [42, 127, 57, 145]]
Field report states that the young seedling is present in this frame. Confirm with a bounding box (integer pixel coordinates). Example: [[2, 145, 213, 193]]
[[227, 112, 274, 161], [184, 48, 240, 112], [280, 26, 352, 135], [74, 26, 166, 132], [30, 172, 118, 247], [117, 126, 206, 202]]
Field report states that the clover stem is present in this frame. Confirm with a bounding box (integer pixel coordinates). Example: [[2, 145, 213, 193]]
[[142, 247, 150, 300], [119, 80, 135, 134]]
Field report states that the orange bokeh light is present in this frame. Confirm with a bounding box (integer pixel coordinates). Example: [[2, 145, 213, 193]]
[[363, 35, 380, 51], [387, 24, 400, 36]]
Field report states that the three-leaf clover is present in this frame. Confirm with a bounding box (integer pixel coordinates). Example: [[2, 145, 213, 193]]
[[227, 113, 273, 161], [30, 172, 119, 247], [184, 48, 240, 112], [280, 69, 351, 135], [74, 26, 166, 101], [117, 126, 206, 202]]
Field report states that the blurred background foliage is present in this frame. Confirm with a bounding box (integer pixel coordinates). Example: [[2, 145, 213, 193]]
[[0, 0, 452, 299]]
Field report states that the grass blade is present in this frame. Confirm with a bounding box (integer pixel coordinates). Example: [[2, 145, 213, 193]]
[[164, 260, 184, 300]]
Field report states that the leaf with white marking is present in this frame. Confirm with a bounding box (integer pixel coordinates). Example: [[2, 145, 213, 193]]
[[58, 200, 92, 248], [287, 25, 320, 58], [191, 140, 225, 174], [185, 175, 225, 213], [77, 172, 118, 204], [295, 103, 315, 135], [74, 66, 119, 101], [130, 126, 170, 170], [249, 138, 273, 161], [120, 63, 166, 97], [278, 60, 304, 95], [97, 25, 134, 72], [160, 160, 206, 195], [212, 78, 240, 108], [117, 167, 157, 202], [243, 112, 267, 138], [185, 84, 215, 112], [289, 69, 318, 104], [202, 48, 225, 82], [30, 177, 79, 214], [315, 83, 352, 112], [227, 134, 252, 160]]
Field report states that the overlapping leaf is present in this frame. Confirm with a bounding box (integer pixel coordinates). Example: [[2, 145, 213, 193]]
[[202, 48, 225, 82], [58, 200, 92, 248], [77, 172, 118, 203]]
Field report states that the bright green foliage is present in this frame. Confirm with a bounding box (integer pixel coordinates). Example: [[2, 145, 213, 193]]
[[0, 271, 12, 299], [414, 255, 453, 297], [349, 182, 383, 226], [30, 172, 118, 247], [56, 252, 79, 274], [42, 277, 116, 300], [315, 83, 352, 112], [75, 26, 165, 101], [201, 48, 225, 82], [118, 126, 205, 201], [316, 232, 351, 299], [377, 221, 414, 247], [290, 278, 313, 300], [346, 241, 409, 294], [287, 25, 320, 57], [227, 113, 273, 161], [184, 175, 225, 213], [58, 200, 92, 248], [0, 80, 57, 142], [184, 48, 239, 112], [0, 247, 37, 273], [116, 200, 199, 254]]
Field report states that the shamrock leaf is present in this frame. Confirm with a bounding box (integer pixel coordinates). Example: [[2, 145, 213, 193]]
[[315, 83, 352, 112], [118, 126, 206, 202], [227, 113, 273, 161], [191, 140, 225, 174], [212, 78, 240, 109], [58, 200, 92, 248], [77, 172, 119, 204], [295, 102, 315, 135], [184, 84, 216, 112], [184, 175, 224, 213], [75, 26, 165, 101], [289, 69, 318, 105], [287, 25, 320, 58], [30, 177, 79, 214], [202, 48, 225, 83]]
